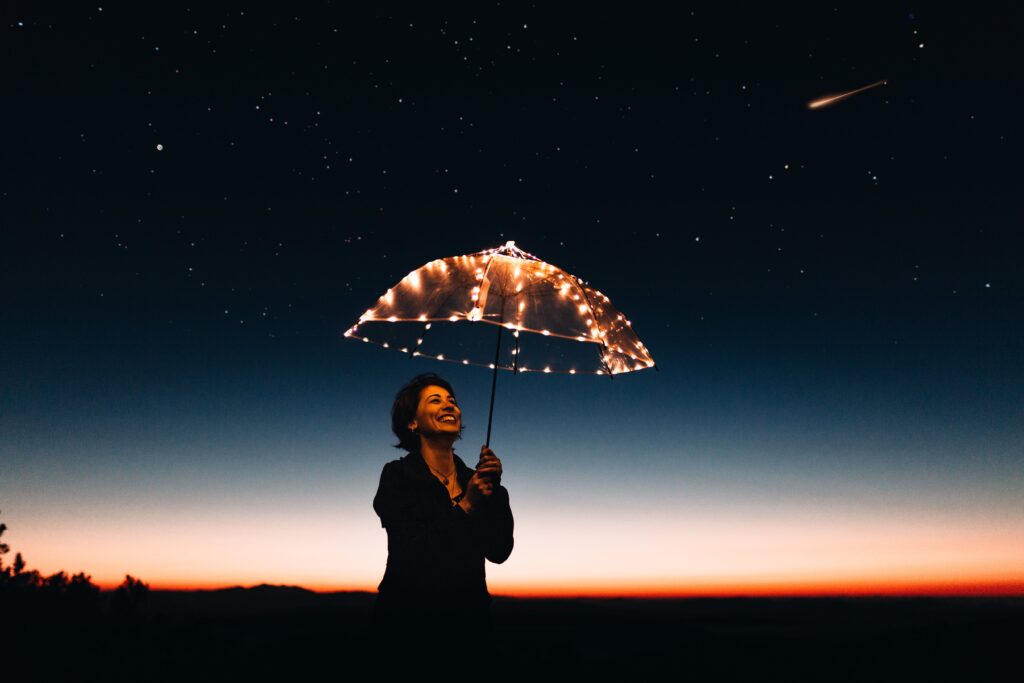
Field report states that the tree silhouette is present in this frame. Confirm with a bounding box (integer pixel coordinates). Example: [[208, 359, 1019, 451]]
[[0, 510, 144, 618], [111, 574, 150, 615], [0, 514, 9, 575]]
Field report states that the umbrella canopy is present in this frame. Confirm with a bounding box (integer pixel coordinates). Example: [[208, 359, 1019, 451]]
[[344, 241, 655, 377]]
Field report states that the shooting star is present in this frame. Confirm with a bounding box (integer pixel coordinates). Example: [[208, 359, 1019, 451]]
[[808, 80, 887, 109]]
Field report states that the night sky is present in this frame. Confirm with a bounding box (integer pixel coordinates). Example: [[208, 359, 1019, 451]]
[[3, 5, 1022, 594]]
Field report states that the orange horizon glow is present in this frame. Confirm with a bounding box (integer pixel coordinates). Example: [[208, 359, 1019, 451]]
[[13, 489, 1024, 601]]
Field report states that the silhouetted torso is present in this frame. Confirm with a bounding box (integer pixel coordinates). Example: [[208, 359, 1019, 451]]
[[372, 448, 513, 629]]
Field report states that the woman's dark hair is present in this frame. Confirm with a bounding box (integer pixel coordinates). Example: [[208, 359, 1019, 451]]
[[391, 372, 463, 451]]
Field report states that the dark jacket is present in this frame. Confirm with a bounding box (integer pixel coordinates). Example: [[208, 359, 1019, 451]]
[[372, 447, 514, 622]]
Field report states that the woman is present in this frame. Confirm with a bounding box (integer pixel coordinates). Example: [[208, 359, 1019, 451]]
[[372, 372, 514, 631]]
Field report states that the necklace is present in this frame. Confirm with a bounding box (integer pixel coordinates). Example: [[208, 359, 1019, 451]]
[[427, 461, 456, 486]]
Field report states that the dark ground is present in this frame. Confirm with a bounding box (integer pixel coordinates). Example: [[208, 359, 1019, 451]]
[[11, 586, 1022, 679]]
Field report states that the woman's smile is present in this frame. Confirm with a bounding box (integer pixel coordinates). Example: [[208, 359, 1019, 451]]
[[410, 384, 462, 437]]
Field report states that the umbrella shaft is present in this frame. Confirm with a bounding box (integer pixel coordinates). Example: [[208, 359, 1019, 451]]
[[485, 322, 502, 448]]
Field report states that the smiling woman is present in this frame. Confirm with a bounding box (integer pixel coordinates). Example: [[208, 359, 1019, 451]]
[[372, 373, 514, 633]]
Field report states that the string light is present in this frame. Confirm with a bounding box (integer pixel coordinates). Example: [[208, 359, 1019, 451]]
[[346, 241, 655, 375]]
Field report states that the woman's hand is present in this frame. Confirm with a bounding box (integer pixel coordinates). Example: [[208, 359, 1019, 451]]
[[459, 446, 503, 514], [476, 446, 502, 486]]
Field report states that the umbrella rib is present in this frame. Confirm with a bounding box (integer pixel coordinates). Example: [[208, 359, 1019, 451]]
[[575, 280, 614, 378], [477, 250, 504, 324]]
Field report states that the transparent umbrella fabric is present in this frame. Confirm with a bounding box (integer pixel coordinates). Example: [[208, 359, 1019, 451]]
[[344, 242, 655, 376]]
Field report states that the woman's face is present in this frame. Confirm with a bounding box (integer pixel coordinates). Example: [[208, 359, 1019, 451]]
[[409, 384, 461, 440]]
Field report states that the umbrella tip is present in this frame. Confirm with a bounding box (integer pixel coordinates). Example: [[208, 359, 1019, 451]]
[[505, 240, 516, 249]]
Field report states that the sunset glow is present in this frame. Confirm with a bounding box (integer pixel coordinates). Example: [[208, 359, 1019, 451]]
[[10, 494, 1023, 596]]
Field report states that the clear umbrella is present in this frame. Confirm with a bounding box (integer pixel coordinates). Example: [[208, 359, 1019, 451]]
[[345, 241, 655, 444]]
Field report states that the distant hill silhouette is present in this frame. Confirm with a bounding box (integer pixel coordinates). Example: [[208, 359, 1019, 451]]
[[146, 583, 374, 616]]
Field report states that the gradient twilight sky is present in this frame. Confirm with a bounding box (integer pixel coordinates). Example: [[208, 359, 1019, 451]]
[[2, 5, 1022, 594]]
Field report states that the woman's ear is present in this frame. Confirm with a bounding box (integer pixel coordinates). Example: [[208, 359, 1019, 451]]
[[408, 420, 418, 433]]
